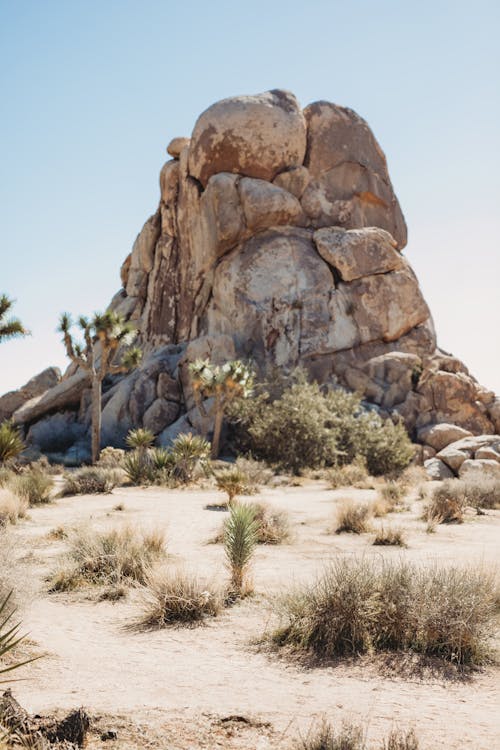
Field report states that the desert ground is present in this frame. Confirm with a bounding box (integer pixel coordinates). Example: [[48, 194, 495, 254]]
[[6, 478, 500, 749]]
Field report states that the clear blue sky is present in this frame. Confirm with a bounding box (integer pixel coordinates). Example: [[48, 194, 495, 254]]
[[1, 0, 499, 395]]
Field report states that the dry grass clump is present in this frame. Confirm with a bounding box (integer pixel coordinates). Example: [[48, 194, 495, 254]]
[[372, 526, 407, 548], [61, 467, 121, 496], [97, 446, 125, 468], [334, 500, 372, 534], [48, 524, 166, 592], [0, 489, 27, 527], [294, 720, 419, 750], [136, 568, 222, 628], [212, 502, 292, 545], [234, 456, 273, 489], [423, 480, 467, 524], [271, 557, 497, 666], [11, 468, 54, 505], [379, 482, 406, 510], [328, 459, 371, 490], [423, 477, 500, 526]]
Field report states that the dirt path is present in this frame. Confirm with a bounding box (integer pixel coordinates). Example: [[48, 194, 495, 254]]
[[9, 483, 500, 748]]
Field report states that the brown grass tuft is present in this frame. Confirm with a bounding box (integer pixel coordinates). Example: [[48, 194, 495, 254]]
[[334, 500, 372, 534]]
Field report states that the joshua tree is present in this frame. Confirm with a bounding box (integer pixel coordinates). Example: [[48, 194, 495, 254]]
[[0, 294, 29, 342], [59, 311, 142, 464], [189, 359, 253, 459]]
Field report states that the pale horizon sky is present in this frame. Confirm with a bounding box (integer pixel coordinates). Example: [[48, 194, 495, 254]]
[[1, 0, 499, 396]]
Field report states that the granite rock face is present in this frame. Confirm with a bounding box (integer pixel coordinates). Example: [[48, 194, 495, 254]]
[[4, 89, 498, 464]]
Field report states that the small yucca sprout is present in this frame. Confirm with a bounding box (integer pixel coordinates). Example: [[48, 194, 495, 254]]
[[126, 428, 155, 451], [215, 467, 248, 505], [223, 502, 259, 596]]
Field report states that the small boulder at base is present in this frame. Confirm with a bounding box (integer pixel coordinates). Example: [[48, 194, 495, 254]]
[[459, 458, 500, 480], [424, 457, 455, 480], [418, 423, 473, 452]]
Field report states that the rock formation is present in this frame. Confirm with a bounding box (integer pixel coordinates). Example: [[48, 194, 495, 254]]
[[3, 89, 499, 470]]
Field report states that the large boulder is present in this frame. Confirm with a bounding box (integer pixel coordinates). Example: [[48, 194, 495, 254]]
[[188, 89, 307, 187], [0, 367, 61, 422]]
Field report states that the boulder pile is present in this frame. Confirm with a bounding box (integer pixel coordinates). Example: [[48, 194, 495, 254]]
[[2, 89, 499, 472]]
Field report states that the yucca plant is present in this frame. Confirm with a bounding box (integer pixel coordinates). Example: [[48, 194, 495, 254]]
[[170, 432, 210, 483], [215, 467, 248, 505], [125, 428, 155, 452], [0, 422, 25, 465], [189, 359, 254, 458], [122, 451, 153, 485], [0, 592, 37, 681], [223, 502, 259, 596]]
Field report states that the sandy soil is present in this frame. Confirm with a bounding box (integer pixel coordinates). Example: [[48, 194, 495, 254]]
[[5, 480, 500, 749]]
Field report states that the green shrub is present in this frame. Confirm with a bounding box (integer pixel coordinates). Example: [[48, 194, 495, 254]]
[[170, 432, 210, 483], [13, 467, 54, 504], [0, 422, 24, 465], [224, 502, 259, 596], [49, 524, 166, 591], [228, 378, 413, 475], [271, 557, 497, 666], [61, 467, 120, 496], [136, 568, 222, 628], [213, 501, 291, 545]]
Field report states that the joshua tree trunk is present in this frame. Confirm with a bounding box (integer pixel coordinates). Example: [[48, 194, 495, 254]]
[[211, 400, 224, 460], [91, 376, 102, 465]]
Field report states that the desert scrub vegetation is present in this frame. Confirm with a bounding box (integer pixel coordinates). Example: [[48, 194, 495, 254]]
[[334, 499, 373, 534], [136, 568, 222, 628], [48, 524, 166, 592], [0, 422, 25, 465], [271, 557, 497, 666], [213, 501, 291, 545], [11, 467, 54, 505], [224, 502, 259, 597], [0, 489, 27, 527], [214, 466, 248, 505], [228, 374, 413, 475], [327, 458, 371, 489], [122, 430, 210, 486], [423, 477, 500, 526], [97, 446, 125, 468], [294, 720, 419, 750], [372, 526, 407, 547], [61, 467, 121, 496]]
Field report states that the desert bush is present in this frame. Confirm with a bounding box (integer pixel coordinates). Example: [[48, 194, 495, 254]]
[[334, 500, 372, 534], [224, 502, 259, 596], [122, 450, 153, 485], [48, 524, 166, 591], [170, 432, 210, 483], [0, 489, 27, 526], [328, 458, 370, 489], [228, 378, 413, 475], [0, 468, 15, 488], [136, 568, 222, 628], [0, 422, 24, 465], [125, 428, 155, 451], [97, 446, 125, 468], [271, 557, 497, 665], [213, 502, 291, 545], [372, 526, 407, 548], [215, 467, 248, 505], [452, 477, 500, 512], [61, 467, 120, 496], [12, 468, 54, 505], [423, 480, 467, 524], [295, 721, 419, 750], [29, 456, 63, 476], [234, 456, 273, 490], [295, 719, 365, 750]]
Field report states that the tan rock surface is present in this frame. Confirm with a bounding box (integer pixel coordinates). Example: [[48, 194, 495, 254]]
[[188, 89, 306, 187]]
